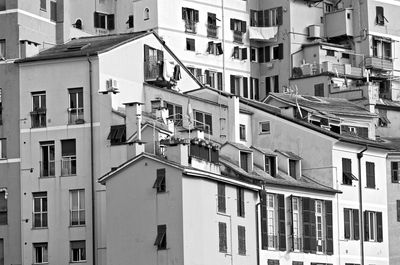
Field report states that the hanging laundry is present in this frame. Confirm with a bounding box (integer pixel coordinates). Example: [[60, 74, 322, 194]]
[[163, 59, 175, 81], [173, 65, 181, 80]]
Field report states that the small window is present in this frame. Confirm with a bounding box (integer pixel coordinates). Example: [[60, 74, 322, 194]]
[[217, 183, 226, 213], [392, 162, 400, 183], [144, 8, 150, 20], [326, 49, 335, 56], [33, 243, 48, 264], [0, 138, 6, 159], [40, 0, 46, 11], [0, 190, 7, 225], [0, 39, 5, 59], [127, 15, 134, 28], [239, 124, 246, 141], [70, 241, 86, 262], [366, 162, 375, 188], [186, 38, 195, 51], [218, 222, 227, 253], [238, 225, 246, 255], [259, 121, 270, 134], [153, 169, 166, 193], [154, 224, 167, 250]]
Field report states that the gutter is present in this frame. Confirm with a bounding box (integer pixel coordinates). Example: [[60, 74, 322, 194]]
[[255, 201, 261, 265], [357, 145, 368, 265], [87, 55, 96, 265]]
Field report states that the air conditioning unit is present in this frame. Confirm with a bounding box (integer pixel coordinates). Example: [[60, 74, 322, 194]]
[[105, 78, 120, 94], [308, 25, 321, 39]]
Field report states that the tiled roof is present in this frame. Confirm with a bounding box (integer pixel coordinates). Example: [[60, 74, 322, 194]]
[[380, 137, 400, 152], [222, 141, 253, 152], [16, 31, 151, 63], [275, 150, 302, 160], [251, 146, 276, 156], [266, 93, 377, 117]]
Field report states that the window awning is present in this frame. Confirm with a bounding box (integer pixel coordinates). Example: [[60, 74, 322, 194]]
[[343, 172, 358, 181]]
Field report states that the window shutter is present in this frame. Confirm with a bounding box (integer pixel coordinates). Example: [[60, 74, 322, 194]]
[[392, 162, 399, 182], [325, 200, 333, 255], [250, 78, 254, 99], [255, 79, 260, 100], [217, 183, 226, 213], [353, 209, 360, 240], [277, 7, 283, 25], [216, 43, 223, 55], [237, 188, 245, 217], [344, 209, 350, 239], [364, 211, 369, 241], [377, 212, 383, 242], [265, 77, 271, 95], [144, 45, 149, 63], [265, 46, 270, 62], [260, 191, 268, 249], [397, 200, 400, 222], [278, 194, 286, 251], [61, 139, 76, 156], [264, 10, 270, 27], [107, 14, 115, 30], [274, 75, 279, 93], [94, 12, 100, 28], [230, 19, 235, 30], [278, 43, 284, 60], [206, 41, 213, 53], [250, 10, 256, 26], [233, 46, 239, 58], [302, 197, 311, 253], [230, 75, 236, 94], [205, 70, 210, 85], [258, 47, 265, 63], [309, 199, 316, 253], [242, 48, 247, 60], [241, 21, 247, 33], [50, 1, 57, 22], [243, 77, 248, 98], [366, 162, 375, 188], [270, 157, 276, 177], [194, 10, 199, 22], [289, 195, 294, 251], [217, 72, 223, 90], [219, 222, 227, 252], [257, 10, 264, 27], [182, 8, 186, 20]]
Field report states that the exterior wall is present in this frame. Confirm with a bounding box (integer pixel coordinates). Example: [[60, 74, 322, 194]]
[[105, 158, 184, 265], [238, 112, 252, 146], [387, 153, 400, 265], [375, 107, 400, 137]]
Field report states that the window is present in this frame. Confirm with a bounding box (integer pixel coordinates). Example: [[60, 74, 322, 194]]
[[239, 124, 246, 141], [265, 156, 276, 177], [230, 75, 241, 96], [70, 189, 85, 226], [397, 200, 400, 222], [366, 162, 375, 188], [0, 239, 3, 265], [93, 12, 114, 30], [230, 19, 246, 43], [217, 183, 225, 213], [240, 152, 249, 172], [206, 41, 223, 55], [391, 162, 399, 183], [204, 70, 223, 90], [182, 8, 199, 33], [376, 6, 386, 25], [0, 191, 6, 225], [0, 88, 2, 125], [266, 194, 279, 249], [107, 125, 126, 145], [0, 40, 5, 59], [342, 53, 350, 59], [292, 197, 301, 250], [207, 12, 218, 38], [194, 110, 212, 134], [31, 92, 46, 128], [61, 139, 76, 176], [33, 243, 48, 264], [68, 88, 84, 124], [70, 241, 86, 262], [238, 226, 246, 255], [344, 208, 359, 240], [250, 78, 260, 100], [219, 222, 227, 252], [40, 0, 46, 11], [153, 169, 166, 193], [326, 49, 335, 56], [261, 193, 285, 251], [50, 1, 57, 22], [315, 200, 324, 252], [264, 44, 283, 62], [250, 47, 257, 62], [237, 187, 245, 217], [364, 211, 383, 242], [232, 46, 247, 60], [40, 141, 55, 177], [265, 75, 279, 94], [314, 83, 324, 97], [0, 0, 5, 11], [187, 67, 203, 83], [164, 102, 183, 125], [0, 139, 6, 159], [259, 121, 270, 134], [127, 15, 134, 28], [325, 3, 333, 13], [154, 224, 167, 250], [263, 7, 283, 27], [268, 260, 280, 265], [33, 192, 47, 228], [372, 37, 392, 60], [289, 160, 297, 179], [186, 38, 195, 51], [144, 8, 149, 20], [342, 158, 355, 185]]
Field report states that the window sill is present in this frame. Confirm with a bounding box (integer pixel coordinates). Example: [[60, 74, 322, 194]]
[[40, 8, 47, 12], [32, 227, 48, 230], [259, 132, 270, 135], [69, 225, 86, 228], [70, 261, 87, 264], [39, 176, 56, 179], [61, 174, 77, 177], [364, 186, 377, 190], [341, 183, 354, 186]]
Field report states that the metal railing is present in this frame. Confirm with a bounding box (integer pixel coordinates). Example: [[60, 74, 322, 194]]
[[61, 156, 77, 176], [31, 109, 47, 128], [39, 161, 55, 178], [185, 20, 197, 33], [68, 108, 84, 124], [207, 24, 218, 38], [365, 56, 393, 70]]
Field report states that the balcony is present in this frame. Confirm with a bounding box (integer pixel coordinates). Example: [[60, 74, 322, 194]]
[[233, 31, 243, 44], [292, 61, 363, 78], [61, 156, 77, 176], [31, 109, 47, 128], [249, 26, 278, 42], [68, 108, 84, 125], [365, 56, 393, 71], [185, 20, 197, 34], [39, 160, 55, 178], [207, 24, 218, 38], [325, 9, 353, 39]]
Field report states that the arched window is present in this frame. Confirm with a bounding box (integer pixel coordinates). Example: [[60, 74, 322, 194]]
[[144, 8, 149, 20], [74, 19, 82, 30]]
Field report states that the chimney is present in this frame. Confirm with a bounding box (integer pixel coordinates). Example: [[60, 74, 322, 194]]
[[164, 140, 189, 167], [127, 142, 145, 159], [124, 102, 143, 141], [19, 41, 40, 59], [56, 0, 71, 44]]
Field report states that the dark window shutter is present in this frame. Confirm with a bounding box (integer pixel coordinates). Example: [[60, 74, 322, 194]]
[[255, 79, 259, 100], [205, 70, 210, 85], [194, 10, 199, 22], [289, 195, 294, 251], [392, 162, 399, 182], [250, 78, 254, 99], [61, 139, 76, 156], [50, 1, 57, 22], [397, 200, 400, 222], [260, 191, 268, 249], [270, 157, 276, 177], [216, 43, 223, 55], [242, 48, 247, 60], [265, 46, 270, 62], [250, 10, 256, 26], [376, 6, 384, 25], [243, 77, 248, 98], [230, 75, 236, 94], [257, 10, 264, 27], [237, 188, 245, 217], [241, 20, 247, 33], [277, 7, 283, 25], [219, 222, 227, 252], [302, 197, 311, 253], [309, 199, 316, 253], [278, 194, 286, 251], [258, 47, 265, 63], [364, 211, 369, 241], [274, 76, 279, 93], [144, 45, 149, 63], [94, 12, 100, 28], [344, 209, 350, 239], [230, 19, 235, 30], [217, 183, 226, 213], [264, 10, 270, 27], [325, 200, 333, 255], [377, 212, 383, 242], [217, 72, 223, 90], [366, 162, 375, 188], [278, 43, 284, 60], [157, 49, 164, 62], [353, 209, 360, 240], [107, 14, 115, 30], [265, 77, 271, 95], [182, 8, 186, 20]]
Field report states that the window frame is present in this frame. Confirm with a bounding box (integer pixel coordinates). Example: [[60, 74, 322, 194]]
[[33, 242, 48, 264], [40, 141, 55, 177], [31, 92, 47, 128], [259, 121, 270, 134], [193, 109, 212, 135], [0, 191, 7, 225], [70, 240, 86, 262], [33, 192, 48, 228], [70, 189, 85, 226]]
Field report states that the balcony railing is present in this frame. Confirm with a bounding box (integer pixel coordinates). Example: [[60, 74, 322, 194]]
[[233, 31, 243, 44], [185, 20, 197, 33], [293, 61, 363, 78], [207, 24, 218, 38], [68, 108, 84, 125], [61, 156, 77, 176], [31, 109, 47, 128], [365, 56, 393, 70], [39, 160, 55, 178]]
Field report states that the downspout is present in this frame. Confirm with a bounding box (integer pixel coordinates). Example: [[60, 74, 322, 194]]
[[358, 145, 368, 265], [87, 55, 96, 265], [255, 202, 260, 265]]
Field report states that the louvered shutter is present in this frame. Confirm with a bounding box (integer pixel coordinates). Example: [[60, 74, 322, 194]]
[[265, 46, 271, 62], [250, 78, 254, 99], [241, 21, 247, 33], [302, 197, 311, 253], [255, 79, 259, 100], [242, 48, 247, 60], [353, 209, 360, 240], [364, 211, 369, 241], [257, 10, 264, 27], [278, 43, 284, 60], [278, 194, 286, 251], [309, 199, 316, 253], [325, 200, 333, 255], [182, 8, 186, 20], [205, 70, 210, 85], [230, 75, 236, 94], [289, 195, 294, 251], [260, 191, 268, 249], [265, 77, 271, 94], [277, 7, 283, 25], [243, 77, 248, 98], [377, 212, 383, 242], [107, 14, 115, 30], [217, 72, 223, 90]]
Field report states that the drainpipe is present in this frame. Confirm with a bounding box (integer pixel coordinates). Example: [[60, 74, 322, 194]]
[[87, 55, 96, 265], [255, 202, 260, 265], [358, 145, 368, 265]]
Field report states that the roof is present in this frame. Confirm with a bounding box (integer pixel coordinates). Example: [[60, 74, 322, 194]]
[[265, 93, 377, 118], [380, 137, 400, 152], [16, 31, 151, 63], [375, 98, 400, 110], [275, 150, 302, 160], [251, 146, 277, 156], [222, 141, 253, 152]]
